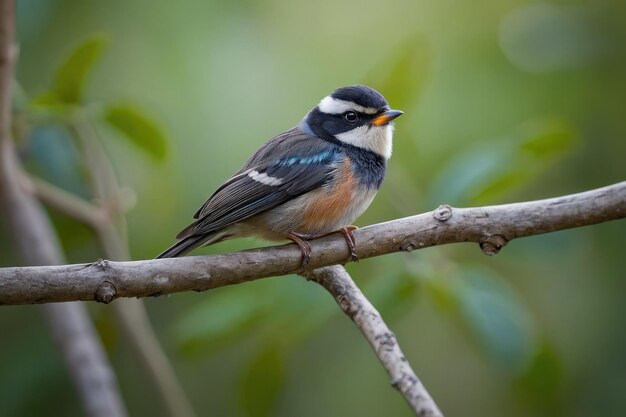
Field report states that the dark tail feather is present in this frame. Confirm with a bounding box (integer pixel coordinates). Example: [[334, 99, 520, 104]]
[[156, 231, 227, 259], [156, 235, 206, 259]]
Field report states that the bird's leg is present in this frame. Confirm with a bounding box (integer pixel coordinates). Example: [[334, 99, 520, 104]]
[[289, 225, 360, 266], [339, 225, 359, 262], [287, 232, 313, 269]]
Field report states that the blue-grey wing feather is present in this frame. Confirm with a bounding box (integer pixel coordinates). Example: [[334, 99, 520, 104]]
[[178, 126, 341, 239]]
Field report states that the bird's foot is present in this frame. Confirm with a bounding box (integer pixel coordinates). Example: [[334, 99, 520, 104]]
[[288, 225, 359, 268], [339, 225, 359, 262], [288, 232, 313, 269]]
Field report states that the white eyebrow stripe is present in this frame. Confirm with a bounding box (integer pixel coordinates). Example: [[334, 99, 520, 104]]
[[318, 96, 378, 115], [248, 170, 283, 186]]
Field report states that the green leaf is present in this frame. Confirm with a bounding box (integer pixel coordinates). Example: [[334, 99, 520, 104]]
[[428, 118, 576, 206], [173, 289, 267, 356], [365, 35, 432, 109], [92, 309, 119, 355], [366, 272, 420, 321], [514, 341, 563, 411], [470, 170, 532, 204], [424, 274, 458, 312], [31, 91, 62, 107], [427, 267, 537, 371], [518, 118, 575, 158], [454, 268, 536, 370], [104, 104, 169, 160], [52, 35, 108, 104], [239, 344, 286, 417]]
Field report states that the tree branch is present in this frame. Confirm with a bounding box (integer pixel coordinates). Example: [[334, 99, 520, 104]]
[[25, 167, 196, 417], [21, 173, 107, 228], [0, 2, 127, 416], [0, 0, 15, 148], [0, 181, 623, 305], [305, 266, 443, 417]]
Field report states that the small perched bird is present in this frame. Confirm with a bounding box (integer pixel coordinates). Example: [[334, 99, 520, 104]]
[[157, 85, 403, 265]]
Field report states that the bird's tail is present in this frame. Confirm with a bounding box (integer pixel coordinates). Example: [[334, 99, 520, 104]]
[[156, 231, 228, 259]]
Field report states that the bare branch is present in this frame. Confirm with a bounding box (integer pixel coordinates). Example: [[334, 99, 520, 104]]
[[26, 163, 196, 416], [305, 266, 443, 417], [41, 302, 127, 417], [95, 209, 196, 417], [0, 181, 623, 305], [112, 299, 197, 417], [0, 0, 15, 147], [0, 2, 127, 415], [23, 173, 107, 228]]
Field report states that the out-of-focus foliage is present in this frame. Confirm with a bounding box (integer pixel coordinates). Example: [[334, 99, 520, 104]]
[[35, 35, 107, 105], [174, 289, 269, 356], [514, 341, 563, 413], [434, 267, 536, 370], [238, 343, 286, 417], [1, 0, 626, 416], [430, 118, 576, 205], [104, 104, 168, 160]]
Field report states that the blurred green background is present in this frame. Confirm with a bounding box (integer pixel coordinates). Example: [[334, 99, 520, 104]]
[[1, 0, 626, 416]]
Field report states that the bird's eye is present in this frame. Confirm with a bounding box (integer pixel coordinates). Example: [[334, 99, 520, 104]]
[[344, 111, 358, 122]]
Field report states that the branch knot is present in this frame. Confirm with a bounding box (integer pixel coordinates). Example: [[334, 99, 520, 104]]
[[432, 205, 452, 222], [95, 281, 117, 304], [92, 258, 110, 271], [479, 235, 508, 256]]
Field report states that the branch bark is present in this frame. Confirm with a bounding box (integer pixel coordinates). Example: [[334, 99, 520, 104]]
[[305, 266, 443, 417], [0, 2, 127, 416], [0, 181, 623, 304]]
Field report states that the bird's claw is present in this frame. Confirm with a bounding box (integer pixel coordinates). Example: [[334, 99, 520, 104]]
[[289, 225, 359, 269], [339, 225, 359, 262], [288, 232, 312, 269]]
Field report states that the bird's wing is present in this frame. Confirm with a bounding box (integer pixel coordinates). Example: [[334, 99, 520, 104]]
[[177, 128, 341, 239]]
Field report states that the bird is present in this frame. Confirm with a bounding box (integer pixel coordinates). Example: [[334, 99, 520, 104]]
[[157, 85, 403, 266]]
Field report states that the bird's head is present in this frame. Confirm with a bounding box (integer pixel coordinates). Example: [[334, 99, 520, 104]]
[[304, 85, 403, 159]]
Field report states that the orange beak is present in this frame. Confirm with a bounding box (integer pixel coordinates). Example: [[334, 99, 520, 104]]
[[371, 109, 404, 126]]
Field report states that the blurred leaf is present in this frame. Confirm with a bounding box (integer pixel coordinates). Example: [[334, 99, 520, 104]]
[[51, 35, 108, 104], [0, 332, 68, 417], [426, 267, 536, 371], [26, 124, 89, 197], [424, 274, 457, 312], [518, 119, 575, 158], [514, 341, 563, 411], [103, 104, 169, 160], [428, 146, 510, 205], [31, 91, 62, 107], [364, 35, 432, 209], [500, 3, 606, 73], [470, 170, 532, 203], [428, 118, 576, 206], [367, 272, 420, 321], [262, 278, 336, 346], [174, 289, 267, 356], [92, 310, 119, 354], [11, 80, 30, 111], [455, 268, 536, 370], [366, 35, 432, 109], [239, 343, 285, 417]]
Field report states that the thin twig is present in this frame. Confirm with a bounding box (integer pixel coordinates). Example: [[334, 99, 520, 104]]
[[0, 0, 15, 147], [305, 265, 443, 417], [0, 181, 623, 304], [0, 2, 127, 416], [26, 134, 196, 416], [22, 173, 106, 228]]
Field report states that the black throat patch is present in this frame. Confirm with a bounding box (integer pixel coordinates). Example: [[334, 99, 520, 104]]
[[342, 143, 387, 189]]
